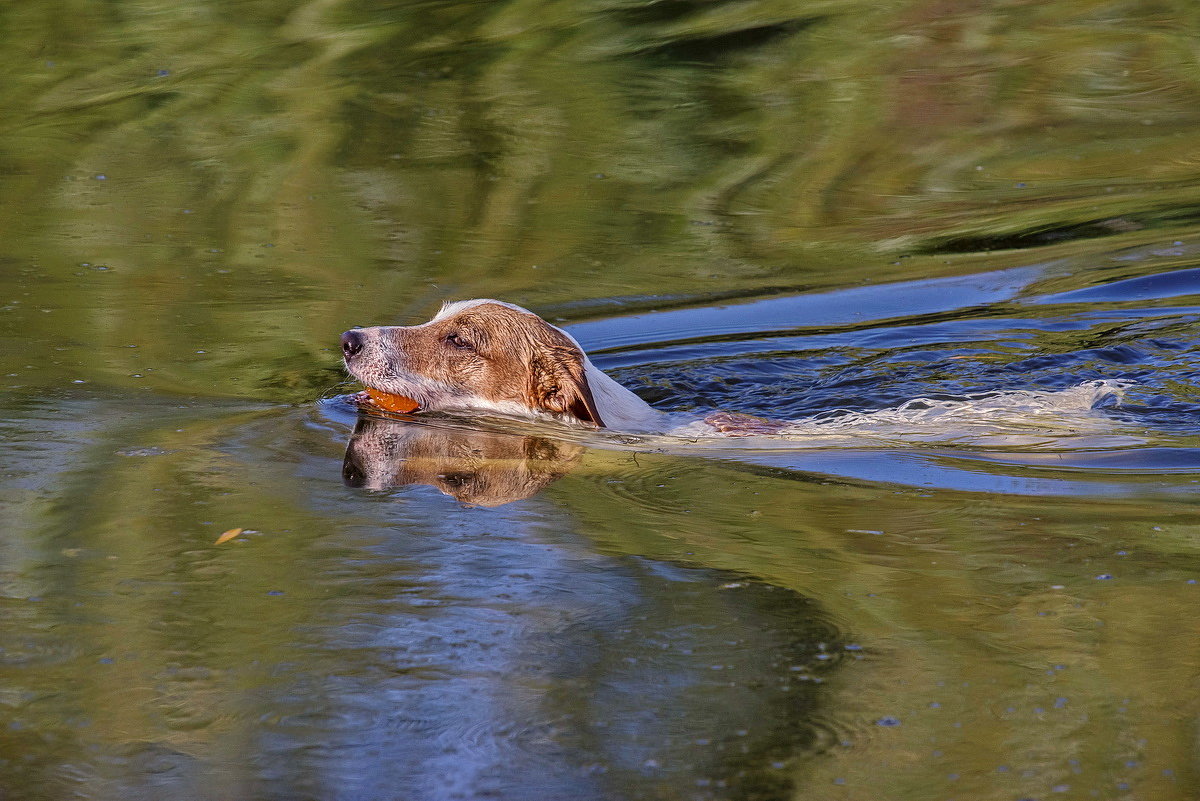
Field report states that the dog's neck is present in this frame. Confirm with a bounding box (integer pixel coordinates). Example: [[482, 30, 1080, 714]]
[[580, 358, 666, 432]]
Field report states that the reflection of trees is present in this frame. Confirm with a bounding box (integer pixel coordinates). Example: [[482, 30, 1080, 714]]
[[0, 401, 350, 798], [0, 402, 844, 800], [343, 415, 581, 506], [560, 449, 1200, 800], [4, 0, 1200, 399], [4, 396, 1200, 798]]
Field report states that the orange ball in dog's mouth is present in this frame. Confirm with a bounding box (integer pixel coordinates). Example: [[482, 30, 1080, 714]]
[[364, 388, 420, 413]]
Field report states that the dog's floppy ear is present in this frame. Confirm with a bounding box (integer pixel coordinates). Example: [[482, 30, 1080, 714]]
[[528, 347, 606, 428]]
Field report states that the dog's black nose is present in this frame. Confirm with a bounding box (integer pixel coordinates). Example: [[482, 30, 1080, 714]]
[[341, 330, 364, 359]]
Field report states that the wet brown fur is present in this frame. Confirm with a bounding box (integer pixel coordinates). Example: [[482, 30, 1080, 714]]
[[345, 302, 605, 426]]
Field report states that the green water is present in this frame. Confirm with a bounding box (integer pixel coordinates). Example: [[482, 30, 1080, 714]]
[[4, 1, 1200, 799]]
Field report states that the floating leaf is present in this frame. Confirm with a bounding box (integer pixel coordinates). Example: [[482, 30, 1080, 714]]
[[215, 527, 244, 545]]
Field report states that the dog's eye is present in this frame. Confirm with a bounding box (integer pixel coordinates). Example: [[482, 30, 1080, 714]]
[[445, 333, 473, 350]]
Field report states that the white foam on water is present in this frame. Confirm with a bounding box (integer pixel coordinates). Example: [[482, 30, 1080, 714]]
[[663, 380, 1134, 449], [778, 380, 1128, 447]]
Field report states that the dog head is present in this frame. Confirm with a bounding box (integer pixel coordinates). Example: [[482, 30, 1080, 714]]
[[341, 300, 605, 427]]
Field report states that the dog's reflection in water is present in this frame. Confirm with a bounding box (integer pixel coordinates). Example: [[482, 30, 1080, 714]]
[[342, 416, 582, 507]]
